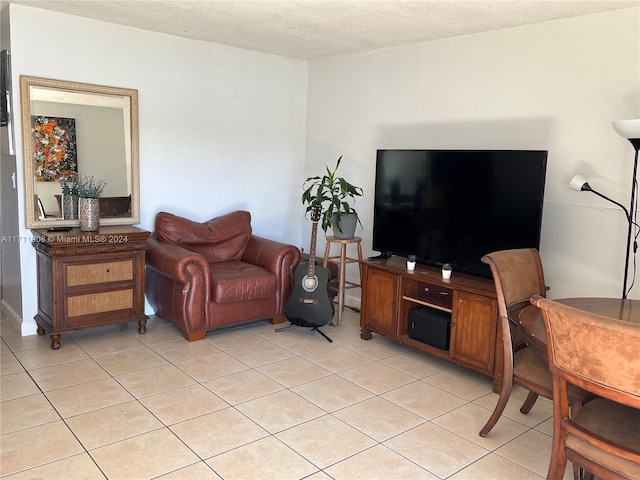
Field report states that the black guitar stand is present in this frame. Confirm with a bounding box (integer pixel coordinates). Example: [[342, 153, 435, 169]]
[[275, 318, 333, 343]]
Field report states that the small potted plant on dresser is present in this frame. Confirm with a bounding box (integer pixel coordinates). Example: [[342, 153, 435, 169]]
[[302, 156, 364, 239], [60, 175, 79, 220], [77, 175, 106, 232], [442, 263, 452, 280], [407, 254, 417, 271]]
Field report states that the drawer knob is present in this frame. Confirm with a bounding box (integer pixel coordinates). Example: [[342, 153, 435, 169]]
[[106, 268, 111, 272]]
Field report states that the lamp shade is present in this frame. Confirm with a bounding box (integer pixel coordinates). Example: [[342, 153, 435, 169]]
[[612, 119, 640, 140], [570, 174, 588, 191]]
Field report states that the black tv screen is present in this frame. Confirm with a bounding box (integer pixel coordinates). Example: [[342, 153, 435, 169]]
[[373, 149, 547, 278]]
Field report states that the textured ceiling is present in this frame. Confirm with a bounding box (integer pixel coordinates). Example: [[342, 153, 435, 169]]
[[5, 0, 639, 59]]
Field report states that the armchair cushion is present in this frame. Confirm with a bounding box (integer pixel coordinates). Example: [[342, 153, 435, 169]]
[[155, 210, 251, 263], [211, 261, 276, 303]]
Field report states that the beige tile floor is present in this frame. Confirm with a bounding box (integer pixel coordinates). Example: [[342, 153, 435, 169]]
[[0, 308, 573, 480]]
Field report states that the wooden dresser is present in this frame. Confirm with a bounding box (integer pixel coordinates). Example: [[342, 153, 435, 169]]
[[31, 226, 150, 349]]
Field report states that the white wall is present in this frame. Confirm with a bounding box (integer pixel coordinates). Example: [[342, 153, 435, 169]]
[[9, 4, 308, 334], [6, 5, 640, 333], [306, 7, 640, 301]]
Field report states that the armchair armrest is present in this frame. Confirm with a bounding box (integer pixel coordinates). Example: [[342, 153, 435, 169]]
[[243, 235, 301, 314], [243, 236, 300, 274], [146, 236, 211, 285], [145, 236, 211, 338]]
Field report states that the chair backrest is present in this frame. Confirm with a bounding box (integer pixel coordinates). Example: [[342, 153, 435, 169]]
[[478, 249, 561, 438], [36, 195, 46, 219], [482, 248, 546, 324], [532, 296, 640, 407]]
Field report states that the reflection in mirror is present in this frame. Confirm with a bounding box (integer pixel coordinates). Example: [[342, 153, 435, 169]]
[[20, 76, 139, 228]]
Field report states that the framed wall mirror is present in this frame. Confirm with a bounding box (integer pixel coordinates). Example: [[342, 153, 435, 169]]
[[20, 76, 139, 229]]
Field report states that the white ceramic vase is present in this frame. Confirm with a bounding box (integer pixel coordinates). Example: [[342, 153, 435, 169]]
[[407, 261, 416, 271], [79, 197, 100, 232], [442, 269, 452, 280]]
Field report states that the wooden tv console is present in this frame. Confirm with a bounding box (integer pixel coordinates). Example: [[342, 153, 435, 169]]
[[360, 257, 502, 389]]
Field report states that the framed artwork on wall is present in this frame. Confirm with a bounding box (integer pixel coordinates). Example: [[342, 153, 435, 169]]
[[31, 115, 78, 181]]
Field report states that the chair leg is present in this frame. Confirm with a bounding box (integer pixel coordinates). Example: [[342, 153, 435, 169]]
[[269, 315, 286, 325], [479, 375, 513, 437], [548, 425, 569, 480], [519, 391, 539, 414], [548, 448, 568, 480], [185, 331, 206, 341], [568, 397, 587, 480]]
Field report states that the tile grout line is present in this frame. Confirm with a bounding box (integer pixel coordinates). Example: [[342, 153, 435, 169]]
[[1, 312, 552, 479]]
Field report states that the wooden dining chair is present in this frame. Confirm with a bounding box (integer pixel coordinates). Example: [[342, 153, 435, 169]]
[[36, 196, 55, 219], [479, 248, 590, 437], [531, 295, 640, 480]]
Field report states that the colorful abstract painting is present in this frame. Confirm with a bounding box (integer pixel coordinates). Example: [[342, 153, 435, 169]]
[[32, 116, 78, 181]]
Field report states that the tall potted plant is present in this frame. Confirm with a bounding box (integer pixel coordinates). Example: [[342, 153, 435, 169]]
[[76, 175, 106, 232], [302, 156, 364, 239]]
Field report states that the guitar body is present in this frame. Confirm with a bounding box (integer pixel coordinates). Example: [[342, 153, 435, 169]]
[[285, 204, 334, 328], [286, 261, 333, 327]]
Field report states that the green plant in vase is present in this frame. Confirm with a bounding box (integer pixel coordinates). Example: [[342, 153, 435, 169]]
[[76, 175, 107, 232], [59, 175, 79, 220], [442, 263, 453, 279], [302, 156, 364, 239], [60, 175, 79, 196], [76, 175, 107, 199]]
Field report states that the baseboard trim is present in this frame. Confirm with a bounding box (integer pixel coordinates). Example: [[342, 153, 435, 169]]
[[1, 299, 22, 333], [343, 292, 362, 311]]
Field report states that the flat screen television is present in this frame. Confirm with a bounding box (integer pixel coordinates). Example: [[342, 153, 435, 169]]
[[373, 149, 548, 278]]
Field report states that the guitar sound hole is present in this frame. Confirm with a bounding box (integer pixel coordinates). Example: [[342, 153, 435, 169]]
[[303, 276, 319, 292]]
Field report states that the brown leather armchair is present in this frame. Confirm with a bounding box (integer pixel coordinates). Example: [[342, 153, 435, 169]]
[[145, 210, 301, 341]]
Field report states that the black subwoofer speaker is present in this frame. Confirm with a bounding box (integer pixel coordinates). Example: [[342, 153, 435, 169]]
[[409, 307, 451, 351]]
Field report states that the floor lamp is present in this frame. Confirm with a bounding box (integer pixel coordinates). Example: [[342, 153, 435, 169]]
[[570, 119, 640, 299]]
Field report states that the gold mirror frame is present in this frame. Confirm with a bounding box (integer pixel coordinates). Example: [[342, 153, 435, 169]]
[[20, 76, 140, 229]]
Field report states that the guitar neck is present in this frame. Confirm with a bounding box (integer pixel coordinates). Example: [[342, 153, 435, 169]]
[[307, 219, 319, 277]]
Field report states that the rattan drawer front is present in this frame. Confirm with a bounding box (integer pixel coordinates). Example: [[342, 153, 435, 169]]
[[66, 260, 133, 287], [67, 289, 134, 317]]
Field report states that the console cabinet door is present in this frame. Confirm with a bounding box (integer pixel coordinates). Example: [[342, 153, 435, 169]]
[[450, 291, 498, 375], [362, 267, 399, 336]]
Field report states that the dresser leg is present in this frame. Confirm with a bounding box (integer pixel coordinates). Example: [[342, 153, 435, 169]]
[[138, 319, 147, 334], [50, 334, 61, 350], [37, 325, 46, 335], [360, 328, 372, 340]]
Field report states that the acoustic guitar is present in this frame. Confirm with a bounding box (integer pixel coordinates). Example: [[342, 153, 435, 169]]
[[285, 204, 334, 339]]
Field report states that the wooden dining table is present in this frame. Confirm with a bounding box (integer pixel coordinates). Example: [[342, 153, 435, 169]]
[[519, 297, 640, 352]]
